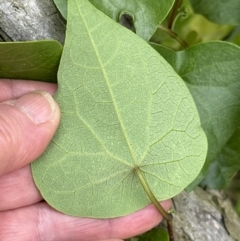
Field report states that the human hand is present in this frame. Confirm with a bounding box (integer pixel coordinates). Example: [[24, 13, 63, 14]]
[[0, 79, 171, 241]]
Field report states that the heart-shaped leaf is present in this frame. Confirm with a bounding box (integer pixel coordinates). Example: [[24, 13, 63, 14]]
[[31, 0, 207, 218], [53, 0, 175, 40], [151, 42, 240, 189], [0, 41, 62, 82]]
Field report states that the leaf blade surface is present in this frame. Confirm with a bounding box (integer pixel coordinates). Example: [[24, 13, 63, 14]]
[[202, 126, 240, 189], [151, 42, 240, 189], [32, 0, 207, 218], [0, 41, 62, 82], [189, 0, 240, 25]]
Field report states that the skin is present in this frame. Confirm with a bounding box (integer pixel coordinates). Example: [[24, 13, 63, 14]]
[[0, 79, 171, 241]]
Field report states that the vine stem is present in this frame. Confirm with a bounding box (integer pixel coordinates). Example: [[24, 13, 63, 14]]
[[158, 24, 189, 49], [168, 0, 183, 29], [135, 167, 174, 241]]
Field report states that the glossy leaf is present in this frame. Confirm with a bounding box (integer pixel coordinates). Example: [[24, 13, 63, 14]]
[[53, 0, 175, 40], [31, 0, 207, 218], [202, 126, 240, 189], [189, 0, 240, 25], [139, 228, 169, 241], [0, 41, 62, 82], [151, 42, 240, 189]]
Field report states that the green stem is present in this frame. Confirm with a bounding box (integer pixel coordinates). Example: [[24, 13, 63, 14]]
[[167, 219, 174, 241], [168, 0, 183, 30], [158, 25, 189, 49], [135, 168, 174, 241], [135, 168, 173, 221], [171, 10, 188, 32]]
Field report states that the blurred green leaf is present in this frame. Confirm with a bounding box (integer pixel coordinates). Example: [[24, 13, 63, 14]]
[[151, 3, 233, 50], [151, 42, 240, 189], [201, 126, 240, 189], [139, 228, 169, 241], [0, 40, 62, 82], [53, 0, 175, 40], [189, 0, 240, 25], [231, 29, 240, 46]]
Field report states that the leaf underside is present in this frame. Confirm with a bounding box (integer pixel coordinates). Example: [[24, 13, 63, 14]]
[[151, 42, 240, 189], [31, 0, 207, 218]]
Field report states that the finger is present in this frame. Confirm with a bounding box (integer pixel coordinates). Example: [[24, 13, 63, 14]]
[[0, 91, 60, 176], [0, 79, 57, 102], [0, 165, 42, 211], [0, 201, 171, 241]]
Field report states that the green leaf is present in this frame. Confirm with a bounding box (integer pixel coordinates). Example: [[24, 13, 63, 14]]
[[53, 0, 67, 19], [231, 31, 240, 46], [53, 0, 175, 40], [31, 0, 207, 218], [139, 228, 169, 241], [0, 41, 62, 82], [151, 42, 240, 189], [151, 3, 233, 51], [201, 126, 240, 189], [189, 0, 240, 25]]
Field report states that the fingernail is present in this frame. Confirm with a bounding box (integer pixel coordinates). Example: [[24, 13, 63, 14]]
[[7, 91, 56, 124]]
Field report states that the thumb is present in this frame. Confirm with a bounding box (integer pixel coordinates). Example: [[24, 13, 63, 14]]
[[0, 91, 60, 176]]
